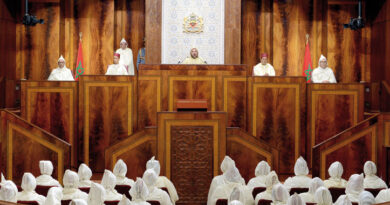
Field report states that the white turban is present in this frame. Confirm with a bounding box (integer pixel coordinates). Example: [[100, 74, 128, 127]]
[[120, 38, 127, 45], [319, 55, 327, 64], [143, 169, 158, 188], [70, 199, 88, 205], [113, 159, 128, 178], [39, 160, 54, 175], [146, 156, 161, 176], [129, 178, 149, 201], [329, 161, 344, 179], [229, 200, 244, 205], [308, 177, 325, 194], [0, 181, 18, 202], [255, 161, 271, 177], [101, 170, 117, 190], [287, 193, 304, 205], [346, 174, 364, 196], [78, 163, 92, 181], [118, 194, 131, 205], [272, 184, 290, 203], [63, 169, 79, 188], [363, 161, 377, 176], [44, 187, 63, 205], [265, 171, 279, 188], [21, 173, 37, 192], [314, 187, 332, 205], [221, 156, 236, 173], [223, 166, 242, 183], [58, 55, 66, 63], [358, 191, 375, 205], [88, 182, 106, 205], [294, 156, 309, 176], [335, 195, 353, 205]]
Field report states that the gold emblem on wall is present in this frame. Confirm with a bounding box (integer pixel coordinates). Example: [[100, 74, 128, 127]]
[[183, 13, 204, 33]]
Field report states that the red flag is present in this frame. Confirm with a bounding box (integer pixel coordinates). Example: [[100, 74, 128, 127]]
[[75, 40, 84, 81], [302, 42, 313, 82]]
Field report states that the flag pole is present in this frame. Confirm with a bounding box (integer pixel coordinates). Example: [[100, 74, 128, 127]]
[[79, 32, 82, 42], [306, 34, 309, 45]]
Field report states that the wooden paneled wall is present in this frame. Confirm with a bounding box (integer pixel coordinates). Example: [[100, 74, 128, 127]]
[[242, 0, 371, 82]]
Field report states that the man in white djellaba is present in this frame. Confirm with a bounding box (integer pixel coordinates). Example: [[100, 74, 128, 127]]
[[115, 38, 135, 75], [48, 55, 74, 81], [311, 55, 337, 83], [105, 53, 129, 75]]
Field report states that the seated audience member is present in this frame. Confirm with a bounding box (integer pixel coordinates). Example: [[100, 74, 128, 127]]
[[247, 161, 271, 191], [88, 182, 106, 205], [48, 55, 74, 81], [62, 170, 88, 201], [314, 187, 333, 205], [114, 159, 135, 186], [43, 187, 62, 205], [283, 157, 312, 190], [358, 191, 375, 205], [255, 171, 280, 204], [106, 53, 129, 75], [375, 188, 390, 203], [253, 53, 276, 76], [118, 194, 132, 205], [146, 156, 179, 204], [286, 193, 304, 205], [101, 170, 122, 201], [334, 195, 353, 205], [17, 173, 46, 205], [229, 200, 244, 205], [129, 178, 151, 205], [271, 184, 290, 205], [36, 160, 61, 187], [70, 199, 88, 205], [324, 161, 347, 188], [299, 177, 324, 203], [78, 163, 93, 189], [208, 156, 245, 205], [142, 169, 172, 205], [337, 174, 365, 203], [228, 187, 245, 205], [363, 161, 388, 189], [0, 180, 18, 202]]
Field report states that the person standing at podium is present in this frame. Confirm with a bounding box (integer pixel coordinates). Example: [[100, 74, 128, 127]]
[[48, 55, 74, 81], [311, 55, 337, 83], [253, 53, 275, 76], [105, 53, 129, 75], [115, 38, 135, 75], [182, 48, 206, 64]]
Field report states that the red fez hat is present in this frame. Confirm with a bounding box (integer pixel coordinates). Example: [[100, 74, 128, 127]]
[[261, 53, 268, 58], [114, 53, 120, 58]]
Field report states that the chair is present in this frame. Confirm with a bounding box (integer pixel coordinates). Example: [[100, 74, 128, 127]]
[[147, 200, 161, 205], [289, 188, 309, 195], [79, 187, 90, 193], [161, 187, 170, 197], [114, 185, 132, 200], [216, 199, 228, 205], [258, 199, 272, 205], [306, 203, 316, 205], [328, 187, 345, 203], [104, 201, 120, 205], [36, 185, 56, 196], [17, 201, 39, 205], [252, 187, 266, 199], [365, 188, 385, 197], [61, 200, 71, 205]]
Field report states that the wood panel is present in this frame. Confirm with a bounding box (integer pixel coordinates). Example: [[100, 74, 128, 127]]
[[78, 75, 137, 172], [20, 81, 78, 167], [227, 128, 278, 182], [157, 112, 227, 204], [0, 0, 16, 80], [138, 64, 247, 129], [312, 114, 379, 179], [247, 76, 306, 175], [105, 128, 156, 180], [145, 0, 161, 64], [0, 110, 71, 184], [224, 0, 241, 64]]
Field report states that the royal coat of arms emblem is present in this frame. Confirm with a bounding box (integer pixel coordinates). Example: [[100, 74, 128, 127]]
[[183, 13, 204, 33]]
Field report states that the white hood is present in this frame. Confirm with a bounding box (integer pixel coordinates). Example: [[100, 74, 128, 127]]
[[308, 177, 324, 195], [21, 173, 37, 192], [314, 187, 332, 205], [346, 174, 364, 196], [129, 178, 149, 201], [88, 182, 106, 205], [63, 169, 79, 188], [287, 193, 304, 205], [255, 161, 271, 177], [272, 184, 290, 204], [39, 160, 54, 175], [223, 166, 243, 183], [146, 156, 161, 176], [294, 157, 309, 176], [0, 180, 18, 202], [221, 156, 236, 173], [101, 170, 117, 190]]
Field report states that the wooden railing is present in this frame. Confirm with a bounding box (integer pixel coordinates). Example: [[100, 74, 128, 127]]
[[312, 113, 381, 179], [0, 110, 71, 184]]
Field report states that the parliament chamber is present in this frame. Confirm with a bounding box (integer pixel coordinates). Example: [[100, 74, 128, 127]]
[[1, 0, 390, 205]]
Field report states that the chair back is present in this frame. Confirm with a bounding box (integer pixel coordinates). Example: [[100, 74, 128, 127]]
[[258, 199, 272, 205], [252, 187, 266, 199], [216, 199, 228, 205], [104, 201, 120, 205], [36, 185, 56, 196], [114, 185, 132, 200], [17, 201, 39, 205], [365, 188, 385, 197], [328, 187, 345, 203], [146, 200, 161, 205], [289, 188, 309, 195], [61, 199, 71, 205]]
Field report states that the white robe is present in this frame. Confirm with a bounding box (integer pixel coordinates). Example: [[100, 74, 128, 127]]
[[253, 63, 276, 76], [311, 67, 337, 83], [324, 178, 347, 188], [363, 175, 388, 189], [146, 187, 172, 205], [283, 175, 312, 190], [35, 175, 62, 187], [182, 57, 206, 64], [106, 64, 129, 75], [255, 187, 273, 205], [298, 192, 314, 203], [104, 189, 122, 201], [116, 48, 135, 75], [62, 188, 89, 201], [156, 176, 179, 204], [375, 189, 390, 203], [48, 67, 74, 81], [247, 176, 266, 192], [17, 191, 46, 205], [210, 183, 254, 205], [208, 175, 246, 205], [116, 176, 135, 186]]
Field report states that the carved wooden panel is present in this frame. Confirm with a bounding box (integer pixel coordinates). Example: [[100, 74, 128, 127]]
[[171, 126, 213, 204]]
